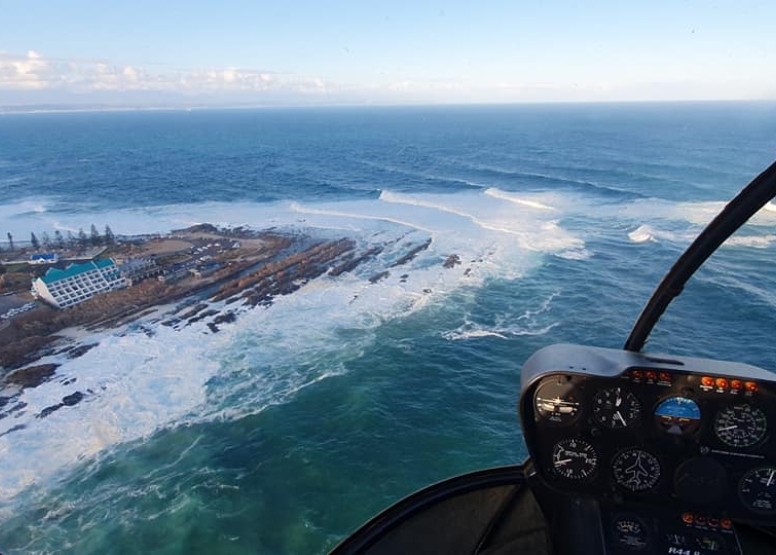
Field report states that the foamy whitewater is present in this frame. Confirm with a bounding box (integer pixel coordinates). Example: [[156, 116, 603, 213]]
[[1, 103, 775, 553]]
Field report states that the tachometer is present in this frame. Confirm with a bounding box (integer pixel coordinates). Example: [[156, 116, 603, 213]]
[[739, 466, 776, 514], [592, 387, 641, 429], [535, 377, 582, 426], [551, 439, 598, 481], [612, 449, 661, 492], [714, 404, 767, 448]]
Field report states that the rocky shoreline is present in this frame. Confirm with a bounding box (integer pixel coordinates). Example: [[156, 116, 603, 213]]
[[0, 229, 347, 370], [0, 225, 461, 425]]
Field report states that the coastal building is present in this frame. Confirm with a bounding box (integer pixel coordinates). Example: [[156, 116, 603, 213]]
[[30, 253, 60, 265], [189, 262, 223, 279], [158, 267, 189, 284], [117, 257, 161, 284], [31, 259, 127, 309]]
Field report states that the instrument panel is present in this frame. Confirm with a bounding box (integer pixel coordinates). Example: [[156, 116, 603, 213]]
[[519, 344, 776, 527]]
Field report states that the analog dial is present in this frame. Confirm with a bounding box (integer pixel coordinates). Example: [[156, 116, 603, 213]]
[[654, 397, 702, 436], [739, 467, 776, 514], [592, 387, 641, 429], [612, 516, 649, 550], [612, 449, 661, 492], [534, 377, 582, 426], [551, 439, 598, 480], [714, 404, 767, 448]]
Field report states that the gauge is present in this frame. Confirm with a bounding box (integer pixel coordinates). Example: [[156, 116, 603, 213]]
[[592, 387, 642, 429], [673, 457, 727, 504], [739, 466, 776, 514], [695, 532, 724, 552], [534, 377, 582, 426], [551, 438, 598, 480], [654, 397, 701, 436], [665, 533, 688, 548], [612, 449, 661, 492], [714, 404, 767, 448], [612, 515, 649, 550]]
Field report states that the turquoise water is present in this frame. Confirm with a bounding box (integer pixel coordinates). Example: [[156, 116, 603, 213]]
[[1, 103, 776, 553]]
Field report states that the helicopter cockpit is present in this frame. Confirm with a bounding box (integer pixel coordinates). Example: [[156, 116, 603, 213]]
[[520, 344, 776, 554]]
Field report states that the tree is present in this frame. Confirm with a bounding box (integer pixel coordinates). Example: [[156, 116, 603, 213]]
[[54, 230, 65, 249], [90, 224, 102, 247], [104, 225, 116, 246], [77, 228, 88, 249], [6, 232, 13, 252], [42, 231, 52, 250], [30, 232, 40, 250], [67, 230, 75, 248]]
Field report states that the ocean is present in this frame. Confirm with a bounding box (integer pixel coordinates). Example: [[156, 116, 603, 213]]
[[1, 102, 776, 554]]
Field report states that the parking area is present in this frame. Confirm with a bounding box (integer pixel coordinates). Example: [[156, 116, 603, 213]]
[[0, 292, 36, 319]]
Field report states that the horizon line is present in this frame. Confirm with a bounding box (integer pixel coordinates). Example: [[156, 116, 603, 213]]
[[2, 98, 775, 116]]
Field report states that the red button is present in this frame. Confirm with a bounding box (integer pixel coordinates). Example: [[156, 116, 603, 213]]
[[745, 381, 758, 392], [720, 519, 732, 530], [682, 513, 694, 524], [730, 380, 742, 390], [701, 376, 714, 387], [715, 378, 728, 389]]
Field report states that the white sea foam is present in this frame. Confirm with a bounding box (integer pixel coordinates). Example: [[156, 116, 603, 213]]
[[0, 325, 219, 499], [629, 225, 655, 243], [444, 329, 509, 340], [723, 234, 776, 248], [442, 290, 560, 341], [442, 321, 559, 342], [484, 188, 556, 210], [378, 189, 585, 257]]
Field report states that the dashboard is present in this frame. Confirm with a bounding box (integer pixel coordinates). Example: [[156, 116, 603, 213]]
[[519, 344, 776, 553]]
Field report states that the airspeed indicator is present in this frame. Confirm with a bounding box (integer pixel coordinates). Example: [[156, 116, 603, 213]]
[[714, 404, 767, 448]]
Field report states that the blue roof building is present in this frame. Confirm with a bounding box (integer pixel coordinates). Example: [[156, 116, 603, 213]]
[[30, 253, 59, 264]]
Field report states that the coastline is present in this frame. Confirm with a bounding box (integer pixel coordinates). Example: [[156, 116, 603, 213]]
[[0, 227, 351, 368], [0, 224, 439, 426]]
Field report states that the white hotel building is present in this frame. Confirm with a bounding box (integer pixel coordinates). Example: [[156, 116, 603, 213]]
[[31, 259, 127, 309]]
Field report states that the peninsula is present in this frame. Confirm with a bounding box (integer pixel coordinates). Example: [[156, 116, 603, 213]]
[[0, 224, 441, 375]]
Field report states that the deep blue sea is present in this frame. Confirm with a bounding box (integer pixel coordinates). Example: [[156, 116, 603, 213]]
[[1, 102, 776, 554]]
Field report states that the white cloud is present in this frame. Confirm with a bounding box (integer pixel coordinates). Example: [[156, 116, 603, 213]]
[[0, 50, 773, 107], [0, 51, 330, 99], [0, 50, 51, 89]]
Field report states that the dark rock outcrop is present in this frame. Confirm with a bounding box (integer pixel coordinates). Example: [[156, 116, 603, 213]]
[[4, 363, 60, 388], [391, 239, 432, 268], [443, 254, 461, 268]]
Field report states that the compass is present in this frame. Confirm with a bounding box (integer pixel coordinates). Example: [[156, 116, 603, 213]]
[[612, 449, 661, 492]]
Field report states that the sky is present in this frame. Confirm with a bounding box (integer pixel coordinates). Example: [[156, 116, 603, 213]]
[[1, 0, 775, 108]]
